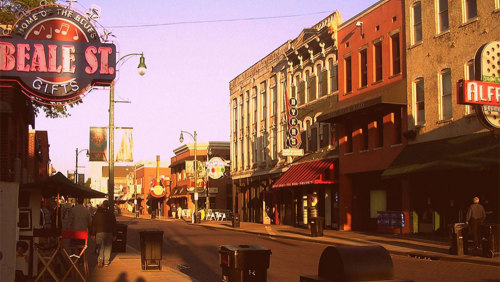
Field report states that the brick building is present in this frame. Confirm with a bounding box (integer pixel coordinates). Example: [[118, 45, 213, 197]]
[[135, 160, 170, 216], [381, 0, 500, 234], [319, 0, 408, 232], [0, 85, 35, 183], [27, 130, 50, 182], [230, 12, 342, 227], [169, 142, 231, 218]]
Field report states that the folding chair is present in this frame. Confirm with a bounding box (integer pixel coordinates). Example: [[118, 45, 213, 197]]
[[33, 228, 61, 282], [60, 231, 88, 281]]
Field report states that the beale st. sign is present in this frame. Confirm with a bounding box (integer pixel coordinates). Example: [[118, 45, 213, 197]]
[[0, 5, 116, 104]]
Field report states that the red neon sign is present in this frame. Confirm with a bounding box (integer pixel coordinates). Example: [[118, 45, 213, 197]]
[[457, 80, 500, 107], [0, 5, 116, 104]]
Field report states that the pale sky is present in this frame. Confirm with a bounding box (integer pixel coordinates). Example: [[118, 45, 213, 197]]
[[34, 0, 377, 180]]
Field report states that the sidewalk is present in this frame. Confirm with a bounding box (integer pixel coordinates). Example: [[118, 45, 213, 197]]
[[122, 210, 500, 267], [88, 245, 194, 281], [87, 237, 195, 282]]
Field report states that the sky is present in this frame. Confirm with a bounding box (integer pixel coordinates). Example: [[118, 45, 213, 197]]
[[34, 0, 378, 180]]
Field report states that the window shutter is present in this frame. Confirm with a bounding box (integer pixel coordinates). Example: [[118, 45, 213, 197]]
[[321, 71, 328, 97], [310, 126, 318, 152], [299, 80, 306, 105], [310, 76, 317, 102], [300, 130, 308, 152], [320, 123, 331, 148]]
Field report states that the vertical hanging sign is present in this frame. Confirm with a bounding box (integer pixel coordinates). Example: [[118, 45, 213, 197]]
[[282, 83, 303, 156], [89, 127, 107, 161]]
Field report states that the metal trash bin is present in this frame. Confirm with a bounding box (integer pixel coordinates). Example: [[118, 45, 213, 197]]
[[232, 213, 240, 228], [300, 245, 395, 282], [112, 223, 127, 253], [219, 245, 271, 282], [481, 223, 500, 258], [449, 223, 469, 256], [310, 217, 324, 237], [139, 230, 163, 270]]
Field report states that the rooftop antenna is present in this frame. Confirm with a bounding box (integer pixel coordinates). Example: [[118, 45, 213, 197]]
[[86, 4, 102, 21], [65, 0, 77, 8]]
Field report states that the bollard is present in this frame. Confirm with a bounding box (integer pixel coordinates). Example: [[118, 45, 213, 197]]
[[232, 213, 240, 228], [300, 245, 412, 282], [449, 223, 468, 255]]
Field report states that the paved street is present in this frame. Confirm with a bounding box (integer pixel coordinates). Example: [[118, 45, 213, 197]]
[[89, 214, 500, 282]]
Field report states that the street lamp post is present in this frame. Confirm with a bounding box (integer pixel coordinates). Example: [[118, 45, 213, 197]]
[[179, 130, 197, 222], [109, 53, 146, 213], [75, 148, 89, 184], [205, 147, 212, 216]]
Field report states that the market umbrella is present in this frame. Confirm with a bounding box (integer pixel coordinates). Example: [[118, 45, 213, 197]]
[[21, 172, 106, 199]]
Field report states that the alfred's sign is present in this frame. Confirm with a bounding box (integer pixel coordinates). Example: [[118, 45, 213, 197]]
[[457, 41, 500, 131], [457, 80, 500, 106], [0, 5, 116, 104]]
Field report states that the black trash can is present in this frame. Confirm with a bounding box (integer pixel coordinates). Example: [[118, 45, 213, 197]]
[[300, 245, 394, 282], [219, 245, 271, 282], [449, 223, 469, 256], [232, 213, 240, 228], [112, 223, 127, 253], [139, 230, 163, 270], [310, 217, 324, 237], [481, 223, 500, 258]]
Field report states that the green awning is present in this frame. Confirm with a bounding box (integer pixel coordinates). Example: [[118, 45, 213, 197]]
[[382, 132, 500, 178]]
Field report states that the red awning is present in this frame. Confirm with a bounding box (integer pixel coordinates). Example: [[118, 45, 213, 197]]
[[272, 158, 336, 188]]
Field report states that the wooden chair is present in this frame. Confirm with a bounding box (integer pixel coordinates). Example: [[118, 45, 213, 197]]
[[33, 228, 62, 282], [60, 230, 88, 281]]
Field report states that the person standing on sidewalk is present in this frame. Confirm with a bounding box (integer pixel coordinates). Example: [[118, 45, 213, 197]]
[[91, 200, 116, 267], [70, 198, 92, 245], [466, 197, 486, 249]]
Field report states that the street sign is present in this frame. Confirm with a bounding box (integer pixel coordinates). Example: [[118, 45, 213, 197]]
[[282, 148, 304, 156]]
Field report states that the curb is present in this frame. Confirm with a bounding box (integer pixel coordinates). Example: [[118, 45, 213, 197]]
[[195, 222, 500, 267], [120, 213, 500, 267]]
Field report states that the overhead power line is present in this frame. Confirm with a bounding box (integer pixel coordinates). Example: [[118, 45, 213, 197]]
[[106, 10, 332, 29]]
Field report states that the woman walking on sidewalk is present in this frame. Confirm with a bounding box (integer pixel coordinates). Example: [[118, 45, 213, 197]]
[[91, 200, 117, 267]]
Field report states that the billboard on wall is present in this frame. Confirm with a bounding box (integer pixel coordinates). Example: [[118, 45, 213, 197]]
[[0, 4, 116, 105]]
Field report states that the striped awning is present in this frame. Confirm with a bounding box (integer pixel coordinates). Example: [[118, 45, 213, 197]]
[[272, 158, 337, 188]]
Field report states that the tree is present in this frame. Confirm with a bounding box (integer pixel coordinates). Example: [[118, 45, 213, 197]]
[[0, 0, 81, 118]]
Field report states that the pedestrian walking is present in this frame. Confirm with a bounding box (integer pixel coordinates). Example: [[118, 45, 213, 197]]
[[91, 200, 117, 267], [466, 197, 486, 249], [69, 198, 92, 245]]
